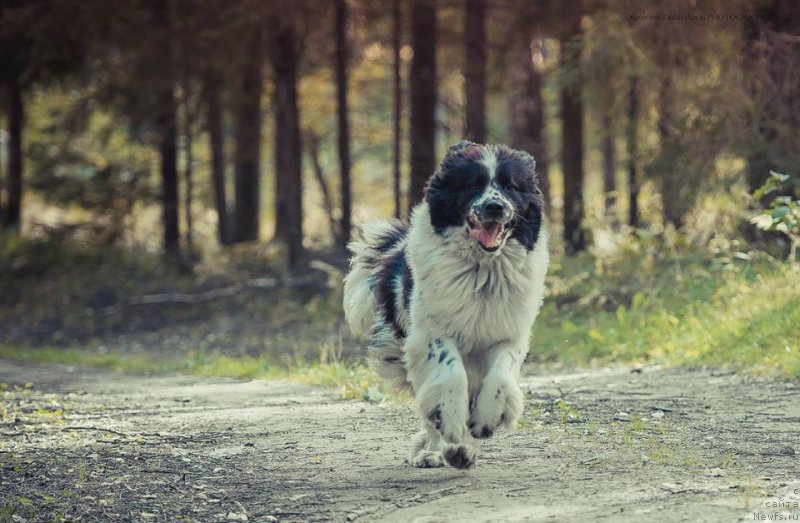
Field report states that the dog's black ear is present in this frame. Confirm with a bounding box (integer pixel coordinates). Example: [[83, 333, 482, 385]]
[[515, 149, 536, 173], [442, 140, 478, 163], [439, 140, 480, 172], [502, 145, 537, 183]]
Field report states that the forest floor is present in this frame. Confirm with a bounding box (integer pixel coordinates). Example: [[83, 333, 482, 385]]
[[2, 359, 798, 522]]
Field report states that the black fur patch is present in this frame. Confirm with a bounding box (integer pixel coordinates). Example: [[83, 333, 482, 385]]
[[402, 262, 413, 311], [374, 222, 407, 253], [470, 423, 494, 439], [438, 351, 448, 363], [375, 249, 409, 339], [428, 405, 443, 431], [494, 147, 543, 251], [424, 142, 543, 251], [443, 445, 475, 469], [426, 142, 489, 234]]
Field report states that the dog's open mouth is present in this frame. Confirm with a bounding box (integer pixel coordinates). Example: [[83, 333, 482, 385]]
[[467, 218, 505, 251]]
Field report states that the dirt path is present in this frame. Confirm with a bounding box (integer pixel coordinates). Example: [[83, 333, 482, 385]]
[[1, 359, 798, 522]]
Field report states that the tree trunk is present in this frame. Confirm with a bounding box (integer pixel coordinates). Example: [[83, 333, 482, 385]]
[[657, 74, 683, 229], [409, 0, 437, 211], [392, 0, 403, 219], [0, 93, 3, 221], [182, 81, 194, 248], [204, 73, 230, 245], [601, 101, 616, 218], [743, 0, 800, 194], [627, 74, 640, 230], [2, 71, 22, 231], [560, 19, 586, 254], [232, 26, 263, 243], [507, 28, 550, 213], [464, 0, 486, 143], [158, 85, 180, 256], [305, 131, 337, 239], [149, 0, 180, 257], [272, 20, 305, 266], [335, 0, 352, 249]]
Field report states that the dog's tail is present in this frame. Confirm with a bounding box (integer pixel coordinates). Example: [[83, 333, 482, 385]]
[[343, 219, 411, 392], [342, 219, 407, 338], [342, 239, 379, 339]]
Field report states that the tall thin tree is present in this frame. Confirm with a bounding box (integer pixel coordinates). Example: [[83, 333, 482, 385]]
[[272, 17, 305, 266], [560, 10, 586, 253], [656, 73, 682, 229], [335, 0, 352, 248], [464, 0, 486, 142], [2, 71, 22, 230], [409, 0, 437, 211], [232, 26, 263, 243], [0, 96, 3, 221], [600, 99, 616, 218], [157, 87, 180, 255], [507, 19, 550, 213], [392, 0, 403, 219], [204, 72, 230, 245], [150, 0, 180, 256], [627, 74, 639, 230], [181, 80, 194, 248]]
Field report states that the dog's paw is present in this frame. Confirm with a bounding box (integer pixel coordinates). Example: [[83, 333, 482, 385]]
[[468, 377, 523, 439], [443, 444, 477, 469], [408, 449, 445, 468], [468, 420, 495, 439]]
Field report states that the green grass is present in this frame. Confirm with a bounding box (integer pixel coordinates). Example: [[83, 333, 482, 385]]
[[532, 239, 800, 379], [0, 345, 386, 400], [1, 233, 798, 386]]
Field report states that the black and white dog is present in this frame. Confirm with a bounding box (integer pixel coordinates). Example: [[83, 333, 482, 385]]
[[343, 141, 548, 469]]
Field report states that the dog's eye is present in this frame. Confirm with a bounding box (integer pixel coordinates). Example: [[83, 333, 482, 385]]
[[506, 184, 518, 192]]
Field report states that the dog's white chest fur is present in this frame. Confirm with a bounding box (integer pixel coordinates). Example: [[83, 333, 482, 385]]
[[406, 202, 548, 355]]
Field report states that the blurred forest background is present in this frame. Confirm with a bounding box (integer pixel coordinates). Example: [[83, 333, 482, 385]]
[[1, 0, 799, 388]]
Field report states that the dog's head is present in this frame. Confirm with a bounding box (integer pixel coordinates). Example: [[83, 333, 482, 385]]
[[424, 141, 544, 254]]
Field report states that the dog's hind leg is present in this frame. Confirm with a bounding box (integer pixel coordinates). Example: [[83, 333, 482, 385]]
[[407, 424, 444, 468], [407, 335, 478, 469]]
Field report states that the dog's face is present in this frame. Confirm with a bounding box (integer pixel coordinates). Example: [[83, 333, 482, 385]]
[[425, 141, 544, 253]]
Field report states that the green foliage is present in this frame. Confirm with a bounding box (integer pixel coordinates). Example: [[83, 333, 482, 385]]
[[24, 89, 158, 242], [532, 236, 800, 379], [3, 229, 799, 386], [750, 172, 800, 269]]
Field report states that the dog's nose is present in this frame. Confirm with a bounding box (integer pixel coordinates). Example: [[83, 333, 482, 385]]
[[479, 199, 508, 221]]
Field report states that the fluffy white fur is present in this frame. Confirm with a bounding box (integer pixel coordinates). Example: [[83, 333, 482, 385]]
[[344, 199, 548, 469]]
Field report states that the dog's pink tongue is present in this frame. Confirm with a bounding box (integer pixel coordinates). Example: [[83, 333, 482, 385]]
[[469, 223, 501, 249]]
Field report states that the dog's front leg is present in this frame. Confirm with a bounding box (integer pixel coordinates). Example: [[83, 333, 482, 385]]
[[468, 343, 526, 439], [406, 334, 477, 469]]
